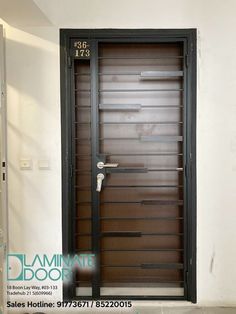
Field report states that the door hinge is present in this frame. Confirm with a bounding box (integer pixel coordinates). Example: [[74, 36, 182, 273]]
[[186, 271, 189, 285], [1, 81, 5, 98], [67, 55, 72, 68], [185, 162, 190, 178], [185, 54, 189, 68], [185, 163, 188, 178], [2, 160, 6, 181]]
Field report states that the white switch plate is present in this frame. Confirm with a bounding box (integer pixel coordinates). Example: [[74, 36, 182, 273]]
[[38, 159, 50, 170], [20, 159, 32, 170]]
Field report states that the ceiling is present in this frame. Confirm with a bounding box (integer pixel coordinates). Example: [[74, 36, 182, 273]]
[[0, 0, 189, 28]]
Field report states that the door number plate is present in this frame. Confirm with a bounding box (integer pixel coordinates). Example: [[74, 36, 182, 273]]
[[72, 40, 91, 59]]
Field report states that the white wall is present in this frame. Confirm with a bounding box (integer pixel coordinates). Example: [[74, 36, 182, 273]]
[[1, 0, 236, 306], [0, 19, 63, 301]]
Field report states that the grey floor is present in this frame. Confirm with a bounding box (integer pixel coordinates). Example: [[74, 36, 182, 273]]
[[10, 306, 236, 314]]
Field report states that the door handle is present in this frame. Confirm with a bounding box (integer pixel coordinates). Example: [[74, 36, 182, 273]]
[[97, 162, 119, 169], [96, 173, 105, 192]]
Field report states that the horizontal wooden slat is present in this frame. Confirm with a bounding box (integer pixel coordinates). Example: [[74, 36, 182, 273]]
[[99, 103, 141, 110], [140, 71, 183, 79]]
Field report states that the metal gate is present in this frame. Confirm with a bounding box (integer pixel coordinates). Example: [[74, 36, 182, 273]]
[[61, 29, 196, 302]]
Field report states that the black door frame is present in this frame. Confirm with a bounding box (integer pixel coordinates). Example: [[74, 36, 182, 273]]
[[60, 29, 197, 302]]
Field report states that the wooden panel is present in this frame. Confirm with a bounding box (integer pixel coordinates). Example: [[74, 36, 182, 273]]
[[76, 220, 182, 234], [74, 60, 92, 289], [101, 251, 183, 265], [75, 42, 184, 293], [98, 42, 184, 288]]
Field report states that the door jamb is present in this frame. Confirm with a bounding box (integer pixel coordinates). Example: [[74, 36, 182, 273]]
[[0, 24, 8, 314]]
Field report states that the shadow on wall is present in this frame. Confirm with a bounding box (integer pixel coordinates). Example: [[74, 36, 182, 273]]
[[5, 30, 61, 162], [0, 0, 53, 27], [5, 28, 60, 148], [5, 26, 62, 253], [11, 24, 59, 44], [5, 29, 59, 100]]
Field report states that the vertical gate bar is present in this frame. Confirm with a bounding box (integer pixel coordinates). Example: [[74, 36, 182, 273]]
[[70, 53, 77, 298], [61, 32, 75, 300], [183, 38, 188, 299], [90, 40, 100, 298], [185, 31, 197, 302]]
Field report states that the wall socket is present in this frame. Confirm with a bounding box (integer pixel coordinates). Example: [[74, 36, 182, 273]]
[[20, 159, 32, 170]]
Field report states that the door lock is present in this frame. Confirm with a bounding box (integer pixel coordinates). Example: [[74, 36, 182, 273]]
[[96, 173, 105, 192], [97, 161, 119, 169]]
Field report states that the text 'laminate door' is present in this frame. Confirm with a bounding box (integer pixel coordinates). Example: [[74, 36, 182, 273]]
[[74, 42, 185, 298]]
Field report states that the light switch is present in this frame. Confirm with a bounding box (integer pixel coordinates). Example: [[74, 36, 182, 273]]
[[20, 159, 32, 170], [38, 159, 50, 170]]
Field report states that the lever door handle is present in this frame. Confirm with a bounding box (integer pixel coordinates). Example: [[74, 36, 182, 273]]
[[97, 162, 119, 169], [96, 173, 105, 192]]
